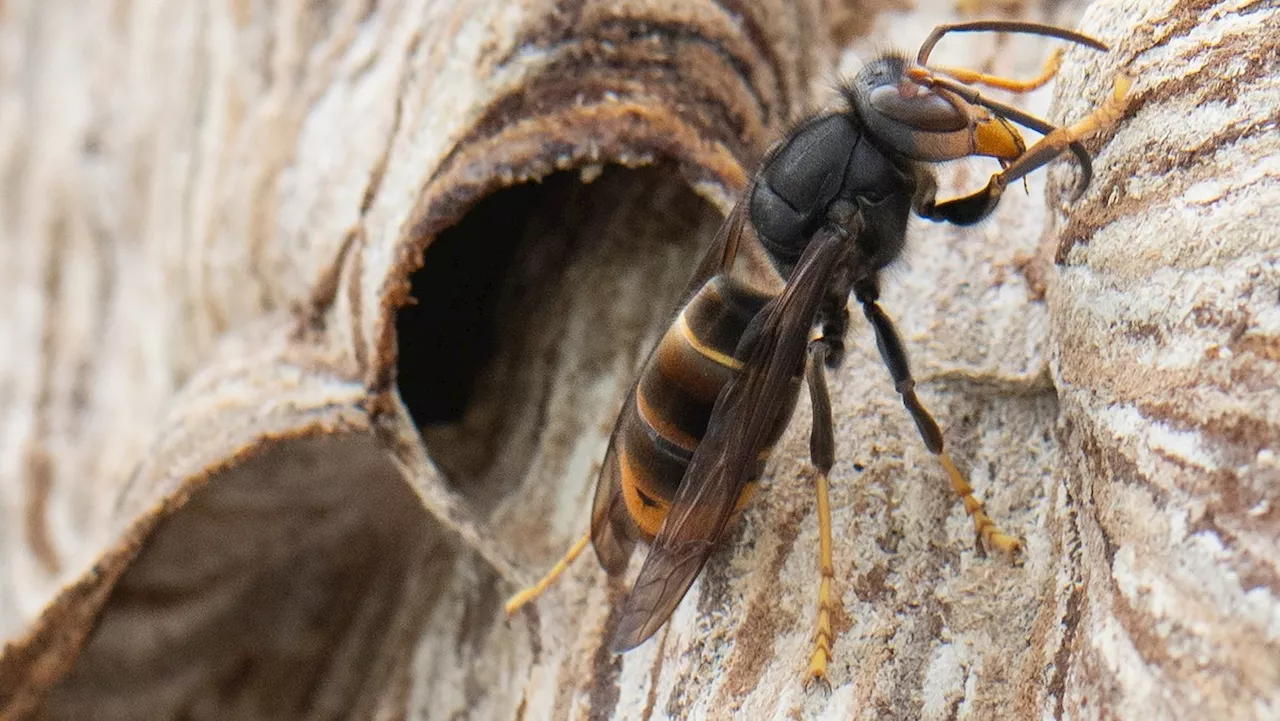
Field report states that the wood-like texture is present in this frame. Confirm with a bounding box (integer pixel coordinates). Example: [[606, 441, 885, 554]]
[[1049, 1, 1279, 718], [0, 0, 1274, 719]]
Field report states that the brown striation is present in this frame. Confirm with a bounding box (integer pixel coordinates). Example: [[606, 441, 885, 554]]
[[720, 503, 805, 710], [1, 0, 830, 715], [7, 0, 1274, 719], [1054, 0, 1277, 263], [1047, 1, 1280, 717]]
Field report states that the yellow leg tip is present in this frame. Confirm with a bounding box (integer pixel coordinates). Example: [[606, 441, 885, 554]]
[[805, 652, 832, 693], [502, 531, 593, 618], [939, 453, 1025, 562], [503, 593, 528, 618], [1113, 73, 1133, 100], [986, 531, 1024, 558], [806, 468, 838, 692]]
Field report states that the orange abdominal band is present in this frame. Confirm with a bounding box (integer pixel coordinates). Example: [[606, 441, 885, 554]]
[[619, 448, 671, 538]]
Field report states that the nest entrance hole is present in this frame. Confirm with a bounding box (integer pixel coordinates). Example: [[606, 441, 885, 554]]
[[395, 166, 722, 514]]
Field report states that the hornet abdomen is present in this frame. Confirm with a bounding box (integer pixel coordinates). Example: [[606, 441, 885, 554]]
[[615, 275, 796, 539]]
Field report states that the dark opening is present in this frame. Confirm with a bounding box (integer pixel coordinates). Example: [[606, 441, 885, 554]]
[[396, 185, 534, 426], [395, 166, 720, 513], [41, 435, 445, 720]]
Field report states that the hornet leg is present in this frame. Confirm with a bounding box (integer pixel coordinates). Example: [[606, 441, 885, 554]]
[[856, 281, 1022, 557], [911, 72, 1132, 224], [804, 337, 840, 690], [929, 47, 1064, 94], [504, 531, 592, 616]]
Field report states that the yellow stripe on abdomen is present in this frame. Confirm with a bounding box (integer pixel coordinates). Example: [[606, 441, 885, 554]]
[[677, 311, 744, 371]]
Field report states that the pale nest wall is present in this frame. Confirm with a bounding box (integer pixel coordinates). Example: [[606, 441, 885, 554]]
[[1048, 1, 1279, 718], [0, 0, 1275, 719]]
